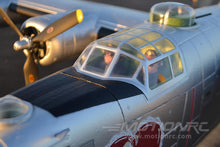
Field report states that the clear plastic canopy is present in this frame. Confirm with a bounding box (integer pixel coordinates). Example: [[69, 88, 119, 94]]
[[149, 2, 196, 27]]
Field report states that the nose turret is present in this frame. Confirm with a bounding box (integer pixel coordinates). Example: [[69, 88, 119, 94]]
[[0, 95, 33, 126]]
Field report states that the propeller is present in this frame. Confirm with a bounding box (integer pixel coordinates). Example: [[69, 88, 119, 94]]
[[0, 7, 23, 38], [23, 50, 39, 85], [0, 7, 84, 85]]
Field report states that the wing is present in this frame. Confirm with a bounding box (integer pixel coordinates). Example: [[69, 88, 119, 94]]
[[4, 0, 148, 27]]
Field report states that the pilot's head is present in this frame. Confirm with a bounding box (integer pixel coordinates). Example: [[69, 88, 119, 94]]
[[148, 62, 159, 74], [146, 50, 159, 74], [145, 49, 157, 60], [104, 51, 113, 65]]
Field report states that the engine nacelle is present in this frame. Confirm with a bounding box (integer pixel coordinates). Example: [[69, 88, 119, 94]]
[[20, 12, 97, 66]]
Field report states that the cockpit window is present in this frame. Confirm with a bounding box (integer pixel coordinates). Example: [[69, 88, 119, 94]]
[[170, 52, 183, 77], [114, 34, 133, 41], [75, 24, 180, 96], [127, 37, 148, 48], [137, 66, 145, 85], [154, 38, 175, 53], [148, 57, 172, 89], [98, 39, 120, 48], [140, 31, 162, 42], [79, 46, 91, 66], [84, 48, 115, 75], [111, 54, 140, 77], [128, 28, 150, 35], [140, 45, 160, 60], [120, 43, 145, 60]]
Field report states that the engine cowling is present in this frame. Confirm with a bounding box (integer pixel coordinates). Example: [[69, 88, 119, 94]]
[[20, 12, 97, 66]]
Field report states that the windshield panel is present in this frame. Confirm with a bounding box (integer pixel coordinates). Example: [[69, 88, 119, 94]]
[[154, 38, 175, 53], [84, 48, 115, 75], [140, 45, 160, 60], [111, 54, 140, 77], [98, 39, 120, 48], [148, 57, 172, 89], [121, 43, 145, 60], [79, 46, 91, 66], [128, 28, 150, 35], [114, 34, 133, 41], [127, 37, 148, 48], [170, 52, 183, 77], [137, 66, 145, 85], [140, 31, 162, 42]]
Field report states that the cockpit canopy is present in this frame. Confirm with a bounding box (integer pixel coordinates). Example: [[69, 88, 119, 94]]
[[76, 41, 142, 79], [149, 2, 196, 27], [74, 24, 184, 95]]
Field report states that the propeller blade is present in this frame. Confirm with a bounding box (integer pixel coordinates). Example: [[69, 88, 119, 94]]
[[0, 7, 23, 38], [23, 50, 39, 85], [32, 9, 83, 42]]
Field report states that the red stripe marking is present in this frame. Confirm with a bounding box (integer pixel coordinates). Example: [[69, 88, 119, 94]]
[[185, 88, 195, 147]]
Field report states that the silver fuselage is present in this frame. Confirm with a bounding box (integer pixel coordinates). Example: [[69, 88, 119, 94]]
[[0, 1, 219, 147]]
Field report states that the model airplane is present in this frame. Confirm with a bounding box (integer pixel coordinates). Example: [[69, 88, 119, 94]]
[[1, 0, 149, 85], [0, 0, 220, 147]]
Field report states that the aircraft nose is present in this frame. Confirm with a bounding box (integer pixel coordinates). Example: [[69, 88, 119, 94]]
[[12, 68, 117, 117]]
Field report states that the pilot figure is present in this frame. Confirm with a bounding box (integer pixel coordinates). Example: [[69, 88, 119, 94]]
[[98, 50, 114, 71], [145, 50, 166, 88], [85, 49, 114, 74], [104, 51, 113, 65]]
